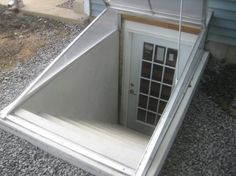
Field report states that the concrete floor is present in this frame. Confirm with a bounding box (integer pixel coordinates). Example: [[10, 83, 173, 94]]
[[0, 0, 87, 23]]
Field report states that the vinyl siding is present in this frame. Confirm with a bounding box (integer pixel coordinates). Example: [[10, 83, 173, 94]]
[[90, 0, 106, 16], [208, 0, 236, 46], [89, 0, 236, 46]]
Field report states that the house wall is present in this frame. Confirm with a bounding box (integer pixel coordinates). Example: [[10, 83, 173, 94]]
[[206, 0, 236, 64], [90, 0, 106, 16], [88, 0, 236, 63], [20, 32, 119, 123]]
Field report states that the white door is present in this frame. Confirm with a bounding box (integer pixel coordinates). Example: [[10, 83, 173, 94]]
[[127, 34, 178, 134]]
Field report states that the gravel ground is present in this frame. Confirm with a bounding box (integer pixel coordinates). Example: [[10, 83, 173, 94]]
[[0, 8, 236, 176], [0, 130, 93, 176], [160, 58, 236, 176]]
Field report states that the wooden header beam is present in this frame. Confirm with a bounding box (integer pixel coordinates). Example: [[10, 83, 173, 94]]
[[122, 14, 201, 35]]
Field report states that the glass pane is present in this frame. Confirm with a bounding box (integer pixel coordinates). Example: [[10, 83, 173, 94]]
[[152, 64, 163, 82], [140, 79, 149, 94], [166, 48, 178, 67], [147, 112, 156, 125], [143, 43, 154, 61], [137, 109, 146, 122], [148, 97, 158, 112], [154, 46, 166, 64], [163, 68, 175, 85], [161, 85, 172, 100], [138, 95, 148, 108], [141, 61, 151, 78], [150, 82, 160, 97], [158, 101, 167, 114]]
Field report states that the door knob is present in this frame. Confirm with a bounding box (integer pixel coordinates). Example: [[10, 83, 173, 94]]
[[129, 89, 136, 95]]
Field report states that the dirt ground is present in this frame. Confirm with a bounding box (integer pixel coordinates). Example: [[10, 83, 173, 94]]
[[0, 6, 75, 75]]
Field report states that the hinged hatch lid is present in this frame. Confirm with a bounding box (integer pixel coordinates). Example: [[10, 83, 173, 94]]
[[110, 0, 206, 25]]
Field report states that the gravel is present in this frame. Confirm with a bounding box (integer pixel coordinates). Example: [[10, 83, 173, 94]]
[[0, 130, 93, 176], [160, 58, 236, 176], [0, 10, 235, 176], [160, 90, 236, 176]]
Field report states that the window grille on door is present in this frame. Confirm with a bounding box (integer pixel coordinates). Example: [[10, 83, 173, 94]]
[[137, 42, 178, 126]]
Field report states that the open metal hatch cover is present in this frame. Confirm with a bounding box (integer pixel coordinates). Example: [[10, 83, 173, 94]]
[[109, 0, 206, 25], [0, 2, 211, 176]]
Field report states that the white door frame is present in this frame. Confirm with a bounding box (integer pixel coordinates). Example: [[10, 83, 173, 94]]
[[120, 21, 197, 131]]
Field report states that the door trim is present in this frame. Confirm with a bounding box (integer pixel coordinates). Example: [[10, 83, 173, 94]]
[[128, 37, 179, 134], [120, 21, 197, 128]]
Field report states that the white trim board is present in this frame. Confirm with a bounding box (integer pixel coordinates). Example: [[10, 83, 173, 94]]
[[124, 21, 198, 45]]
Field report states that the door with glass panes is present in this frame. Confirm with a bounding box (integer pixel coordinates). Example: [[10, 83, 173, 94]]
[[127, 34, 178, 134]]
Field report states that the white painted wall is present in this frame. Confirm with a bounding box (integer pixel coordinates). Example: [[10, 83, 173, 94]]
[[19, 32, 119, 123]]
